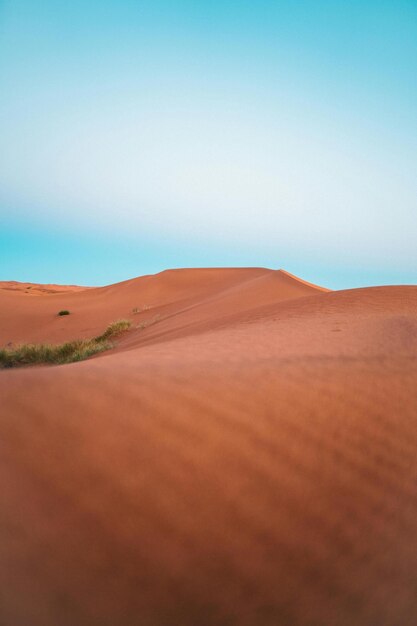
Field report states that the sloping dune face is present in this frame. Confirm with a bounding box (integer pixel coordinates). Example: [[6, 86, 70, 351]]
[[1, 268, 417, 626]]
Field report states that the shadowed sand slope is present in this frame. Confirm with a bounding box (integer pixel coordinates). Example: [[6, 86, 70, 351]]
[[1, 268, 417, 626]]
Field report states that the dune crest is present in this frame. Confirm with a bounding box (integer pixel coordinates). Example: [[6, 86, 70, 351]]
[[277, 268, 330, 291]]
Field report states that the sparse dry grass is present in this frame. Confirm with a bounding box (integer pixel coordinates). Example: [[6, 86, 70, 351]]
[[0, 319, 132, 369], [132, 305, 151, 314], [135, 314, 162, 330], [95, 319, 131, 342]]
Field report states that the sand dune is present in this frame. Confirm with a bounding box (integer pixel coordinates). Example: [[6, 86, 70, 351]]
[[0, 268, 325, 345], [0, 280, 89, 296], [1, 268, 417, 625]]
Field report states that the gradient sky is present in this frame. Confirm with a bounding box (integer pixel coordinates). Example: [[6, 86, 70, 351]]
[[1, 0, 416, 288]]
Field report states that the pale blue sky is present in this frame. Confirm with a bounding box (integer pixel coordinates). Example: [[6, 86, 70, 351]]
[[1, 0, 416, 288]]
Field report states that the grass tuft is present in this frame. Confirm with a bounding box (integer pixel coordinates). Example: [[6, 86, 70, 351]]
[[0, 318, 132, 369], [95, 319, 131, 342]]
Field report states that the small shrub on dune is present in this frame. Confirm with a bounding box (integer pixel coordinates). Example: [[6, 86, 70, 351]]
[[58, 310, 70, 316]]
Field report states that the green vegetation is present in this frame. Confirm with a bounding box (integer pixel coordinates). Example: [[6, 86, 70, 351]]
[[94, 319, 131, 342], [58, 310, 70, 316], [0, 340, 109, 368], [0, 319, 132, 369]]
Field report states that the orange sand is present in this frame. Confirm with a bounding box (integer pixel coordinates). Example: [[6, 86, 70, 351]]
[[1, 267, 417, 625]]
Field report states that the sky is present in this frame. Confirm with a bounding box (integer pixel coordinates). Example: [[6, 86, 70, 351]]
[[0, 0, 416, 288]]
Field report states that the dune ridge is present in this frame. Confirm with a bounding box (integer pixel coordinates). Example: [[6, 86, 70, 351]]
[[1, 267, 417, 625]]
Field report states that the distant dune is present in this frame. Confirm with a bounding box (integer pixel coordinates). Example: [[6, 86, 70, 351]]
[[1, 268, 417, 626], [0, 280, 89, 296]]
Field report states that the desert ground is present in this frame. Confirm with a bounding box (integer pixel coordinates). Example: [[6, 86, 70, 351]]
[[1, 267, 417, 626]]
